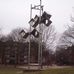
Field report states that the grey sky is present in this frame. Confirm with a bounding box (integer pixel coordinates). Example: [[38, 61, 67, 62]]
[[0, 0, 74, 35]]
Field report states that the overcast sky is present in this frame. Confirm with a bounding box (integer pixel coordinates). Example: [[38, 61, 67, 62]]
[[0, 0, 74, 35]]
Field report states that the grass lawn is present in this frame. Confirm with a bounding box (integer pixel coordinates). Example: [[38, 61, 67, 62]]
[[0, 66, 74, 74]]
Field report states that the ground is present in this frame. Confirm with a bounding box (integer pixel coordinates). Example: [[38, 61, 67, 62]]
[[0, 65, 74, 74]]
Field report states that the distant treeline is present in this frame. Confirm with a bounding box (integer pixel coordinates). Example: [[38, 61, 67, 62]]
[[0, 40, 54, 66]]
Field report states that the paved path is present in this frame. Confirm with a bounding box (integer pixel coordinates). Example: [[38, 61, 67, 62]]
[[17, 65, 72, 70]]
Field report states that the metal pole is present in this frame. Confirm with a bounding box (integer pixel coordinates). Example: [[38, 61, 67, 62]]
[[40, 0, 43, 69], [30, 4, 32, 19], [38, 0, 42, 69], [28, 4, 32, 69], [41, 3, 44, 69]]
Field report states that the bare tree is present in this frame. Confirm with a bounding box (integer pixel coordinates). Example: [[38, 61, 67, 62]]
[[57, 8, 74, 49], [42, 25, 56, 50], [7, 28, 26, 42], [55, 10, 74, 65]]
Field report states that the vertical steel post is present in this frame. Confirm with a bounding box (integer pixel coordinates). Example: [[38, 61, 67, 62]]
[[30, 5, 32, 19], [38, 0, 42, 69], [28, 4, 32, 69], [40, 0, 43, 69], [41, 3, 44, 69]]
